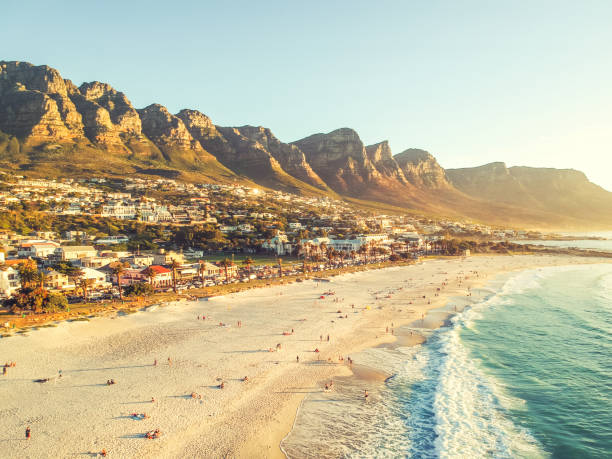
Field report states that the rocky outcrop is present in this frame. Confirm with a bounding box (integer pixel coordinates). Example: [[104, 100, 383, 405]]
[[394, 148, 451, 188], [79, 82, 142, 135], [292, 128, 385, 194], [0, 61, 84, 142], [229, 126, 329, 190], [138, 104, 202, 153], [176, 109, 232, 157], [365, 141, 407, 183], [178, 110, 331, 194]]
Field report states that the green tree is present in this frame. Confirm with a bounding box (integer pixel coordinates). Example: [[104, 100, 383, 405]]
[[170, 259, 181, 293], [125, 282, 154, 297]]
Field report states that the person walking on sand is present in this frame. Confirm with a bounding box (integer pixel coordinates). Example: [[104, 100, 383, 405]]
[[296, 355, 299, 363], [364, 390, 369, 400], [168, 357, 172, 366], [154, 359, 157, 366], [25, 426, 31, 440]]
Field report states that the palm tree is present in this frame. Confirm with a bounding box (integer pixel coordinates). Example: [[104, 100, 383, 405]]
[[198, 260, 206, 284], [326, 247, 334, 268], [277, 257, 283, 277], [220, 257, 233, 283], [170, 259, 181, 293], [358, 245, 367, 264], [319, 242, 327, 260], [143, 266, 157, 290], [79, 277, 94, 301], [110, 262, 126, 300], [242, 257, 254, 275]]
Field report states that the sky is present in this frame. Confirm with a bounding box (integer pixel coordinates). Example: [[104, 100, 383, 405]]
[[3, 0, 612, 190]]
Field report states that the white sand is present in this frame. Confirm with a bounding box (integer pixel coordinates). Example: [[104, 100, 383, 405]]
[[1, 254, 608, 458]]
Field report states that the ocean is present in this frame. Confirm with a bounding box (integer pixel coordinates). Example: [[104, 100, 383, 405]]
[[512, 231, 612, 253], [281, 264, 612, 458]]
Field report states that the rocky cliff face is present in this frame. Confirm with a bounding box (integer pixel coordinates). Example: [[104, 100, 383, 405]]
[[365, 141, 407, 183], [0, 61, 84, 142], [394, 148, 451, 188], [178, 110, 331, 194], [138, 104, 200, 151], [292, 128, 386, 194], [229, 126, 329, 190]]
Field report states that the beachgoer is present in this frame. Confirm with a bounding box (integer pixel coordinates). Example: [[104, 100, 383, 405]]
[[364, 390, 369, 399], [327, 335, 330, 342], [168, 357, 172, 366], [2, 366, 6, 375], [243, 376, 249, 382], [151, 397, 155, 403], [296, 356, 299, 363], [26, 426, 31, 440], [101, 448, 107, 456]]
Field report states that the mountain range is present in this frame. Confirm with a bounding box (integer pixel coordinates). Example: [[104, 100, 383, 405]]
[[1, 60, 611, 230]]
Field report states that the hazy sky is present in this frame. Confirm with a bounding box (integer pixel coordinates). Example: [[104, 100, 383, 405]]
[[3, 1, 611, 190]]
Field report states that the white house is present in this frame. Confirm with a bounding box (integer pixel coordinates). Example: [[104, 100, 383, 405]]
[[101, 202, 136, 219], [18, 241, 60, 258], [54, 246, 98, 261], [263, 234, 293, 255], [0, 267, 20, 298], [81, 267, 112, 289]]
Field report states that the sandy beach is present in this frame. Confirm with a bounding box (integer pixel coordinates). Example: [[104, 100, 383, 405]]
[[1, 254, 609, 458]]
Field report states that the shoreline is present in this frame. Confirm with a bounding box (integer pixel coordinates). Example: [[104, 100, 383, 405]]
[[1, 254, 610, 458]]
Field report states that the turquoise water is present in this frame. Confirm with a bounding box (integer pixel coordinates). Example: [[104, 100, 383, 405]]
[[459, 265, 612, 458], [282, 264, 612, 458]]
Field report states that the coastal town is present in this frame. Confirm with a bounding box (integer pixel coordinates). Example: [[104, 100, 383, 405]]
[[0, 174, 538, 308]]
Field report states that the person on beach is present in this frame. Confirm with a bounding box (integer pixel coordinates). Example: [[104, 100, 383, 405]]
[[364, 390, 369, 400], [101, 448, 107, 456], [2, 366, 6, 376], [243, 376, 249, 382], [25, 426, 31, 440], [168, 357, 172, 366], [296, 356, 299, 363]]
